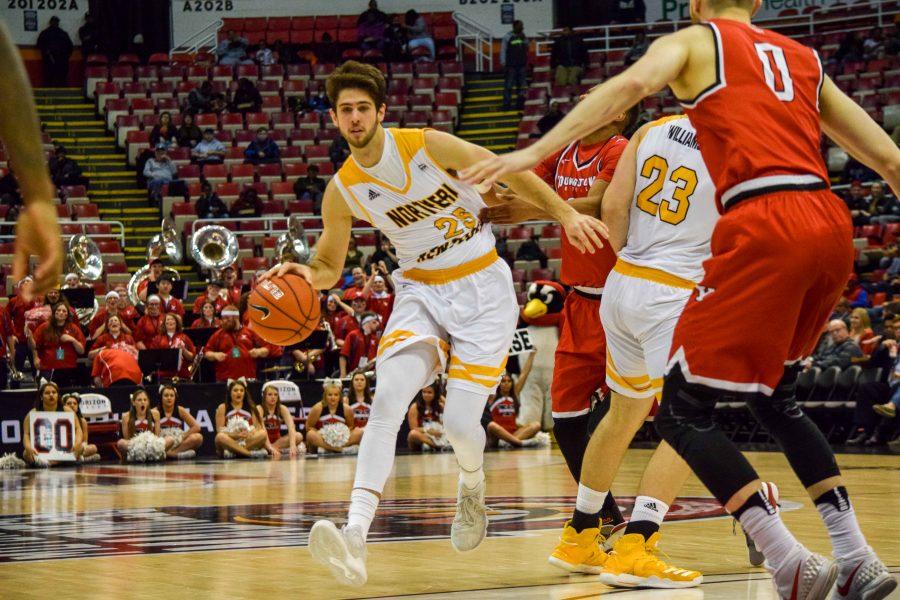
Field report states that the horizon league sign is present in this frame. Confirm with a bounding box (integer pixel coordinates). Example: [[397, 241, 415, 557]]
[[651, 0, 851, 22]]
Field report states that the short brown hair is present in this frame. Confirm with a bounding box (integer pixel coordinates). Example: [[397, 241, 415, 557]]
[[706, 0, 755, 10], [325, 60, 387, 108]]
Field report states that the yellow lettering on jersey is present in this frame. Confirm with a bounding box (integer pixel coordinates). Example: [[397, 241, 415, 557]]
[[385, 183, 461, 228]]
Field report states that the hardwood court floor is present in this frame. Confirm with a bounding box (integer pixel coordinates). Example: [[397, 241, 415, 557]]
[[0, 448, 897, 599]]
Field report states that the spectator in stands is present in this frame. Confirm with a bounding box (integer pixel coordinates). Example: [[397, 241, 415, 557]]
[[805, 319, 863, 371], [383, 16, 408, 63], [843, 180, 871, 225], [302, 84, 331, 114], [863, 28, 884, 60], [614, 0, 646, 22], [293, 164, 326, 209], [849, 307, 877, 354], [31, 302, 85, 386], [135, 295, 165, 350], [842, 157, 878, 185], [143, 145, 178, 203], [501, 20, 529, 110], [90, 337, 141, 389], [193, 280, 227, 315], [255, 40, 276, 66], [312, 31, 341, 66], [214, 378, 268, 458], [357, 0, 389, 51], [231, 78, 263, 115], [330, 135, 350, 168], [78, 13, 100, 56], [8, 277, 37, 377], [345, 290, 370, 327], [551, 27, 587, 86], [195, 180, 229, 219], [323, 293, 354, 348], [868, 182, 899, 225], [340, 312, 381, 377], [289, 320, 328, 378], [222, 266, 243, 305], [625, 31, 650, 65], [0, 303, 15, 388], [177, 113, 203, 149], [48, 146, 88, 189], [231, 186, 263, 217], [156, 275, 185, 317], [407, 381, 445, 450], [847, 323, 900, 444], [37, 16, 73, 87], [845, 274, 870, 309], [366, 236, 399, 272], [0, 165, 22, 206], [345, 267, 367, 293], [151, 313, 195, 380], [516, 234, 549, 268], [344, 237, 365, 270], [243, 127, 280, 165], [185, 81, 214, 115], [834, 31, 864, 65], [89, 291, 134, 339], [536, 101, 565, 137], [89, 314, 137, 359], [205, 305, 280, 381], [403, 10, 435, 61], [362, 270, 394, 324], [149, 112, 178, 148], [192, 129, 226, 165], [191, 300, 221, 329], [217, 30, 251, 66]]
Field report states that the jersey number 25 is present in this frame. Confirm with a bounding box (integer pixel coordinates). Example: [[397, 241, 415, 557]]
[[636, 155, 698, 226]]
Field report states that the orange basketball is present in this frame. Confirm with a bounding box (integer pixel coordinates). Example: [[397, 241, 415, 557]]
[[247, 273, 321, 346]]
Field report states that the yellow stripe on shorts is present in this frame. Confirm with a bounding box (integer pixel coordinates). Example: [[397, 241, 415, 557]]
[[606, 351, 660, 395], [402, 249, 498, 285], [613, 258, 696, 290]]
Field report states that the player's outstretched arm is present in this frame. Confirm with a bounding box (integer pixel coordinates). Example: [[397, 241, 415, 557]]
[[459, 30, 693, 188], [601, 124, 646, 253], [262, 182, 352, 289], [820, 76, 900, 192], [425, 130, 609, 253], [0, 22, 62, 296]]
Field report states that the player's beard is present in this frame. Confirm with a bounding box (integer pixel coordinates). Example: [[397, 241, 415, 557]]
[[344, 121, 379, 149]]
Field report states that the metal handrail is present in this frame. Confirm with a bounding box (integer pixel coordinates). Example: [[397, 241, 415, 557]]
[[453, 12, 493, 72], [171, 18, 223, 56], [0, 220, 126, 247]]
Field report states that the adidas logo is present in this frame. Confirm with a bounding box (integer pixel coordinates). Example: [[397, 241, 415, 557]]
[[368, 189, 380, 200], [643, 502, 659, 512]]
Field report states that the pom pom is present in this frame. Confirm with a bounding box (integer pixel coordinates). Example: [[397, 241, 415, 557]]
[[224, 417, 252, 447], [126, 431, 167, 462], [160, 427, 184, 447], [320, 422, 350, 449], [0, 452, 26, 469], [423, 421, 450, 448]]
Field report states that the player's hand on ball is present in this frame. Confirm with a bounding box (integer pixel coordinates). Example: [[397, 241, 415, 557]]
[[460, 147, 542, 191], [260, 261, 313, 286], [560, 210, 609, 254], [13, 202, 62, 299]]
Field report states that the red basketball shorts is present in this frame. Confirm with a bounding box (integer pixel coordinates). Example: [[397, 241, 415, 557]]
[[667, 189, 854, 395], [551, 291, 607, 418]]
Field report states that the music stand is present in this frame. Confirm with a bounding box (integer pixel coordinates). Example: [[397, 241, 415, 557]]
[[284, 329, 327, 352], [185, 327, 217, 348], [60, 287, 95, 310], [138, 349, 180, 382]]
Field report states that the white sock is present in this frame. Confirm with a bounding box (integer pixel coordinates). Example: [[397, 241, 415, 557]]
[[347, 488, 379, 541], [443, 386, 490, 489], [739, 506, 803, 571], [817, 504, 869, 560], [630, 496, 669, 526], [575, 483, 608, 515]]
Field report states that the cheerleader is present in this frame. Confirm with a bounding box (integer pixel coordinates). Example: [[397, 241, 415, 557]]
[[487, 352, 542, 447], [306, 379, 356, 454], [256, 382, 303, 458], [62, 393, 99, 462], [407, 381, 446, 450], [214, 377, 268, 458], [345, 372, 372, 447], [116, 388, 171, 462], [22, 380, 83, 466], [154, 384, 203, 460]]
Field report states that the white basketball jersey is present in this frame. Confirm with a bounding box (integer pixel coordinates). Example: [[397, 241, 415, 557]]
[[618, 116, 718, 283], [333, 128, 496, 272]]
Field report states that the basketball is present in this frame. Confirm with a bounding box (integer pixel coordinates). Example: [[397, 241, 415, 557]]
[[247, 274, 321, 346]]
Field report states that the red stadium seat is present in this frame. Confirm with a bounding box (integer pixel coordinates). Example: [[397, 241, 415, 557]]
[[271, 181, 295, 200], [288, 199, 315, 214], [284, 163, 308, 179], [72, 204, 99, 219], [509, 226, 532, 240], [202, 163, 228, 184], [229, 163, 255, 184], [85, 223, 112, 235], [290, 30, 315, 45], [261, 200, 285, 215], [292, 16, 315, 30], [257, 163, 283, 184], [242, 257, 269, 272], [236, 64, 260, 80]]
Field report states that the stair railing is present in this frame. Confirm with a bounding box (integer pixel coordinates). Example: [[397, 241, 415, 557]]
[[171, 18, 223, 57], [453, 12, 494, 73]]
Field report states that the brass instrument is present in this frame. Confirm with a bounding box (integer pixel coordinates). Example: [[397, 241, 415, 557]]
[[190, 224, 238, 279], [65, 234, 103, 325], [127, 220, 181, 307], [275, 214, 311, 264], [6, 339, 22, 382]]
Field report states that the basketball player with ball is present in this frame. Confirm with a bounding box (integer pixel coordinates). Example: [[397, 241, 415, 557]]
[[256, 61, 608, 586]]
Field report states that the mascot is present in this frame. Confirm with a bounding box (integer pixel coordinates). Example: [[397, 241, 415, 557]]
[[517, 280, 566, 431]]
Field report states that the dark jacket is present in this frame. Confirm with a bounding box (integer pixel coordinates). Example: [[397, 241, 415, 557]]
[[37, 25, 73, 59], [196, 192, 229, 218], [812, 339, 863, 370], [244, 139, 281, 164], [177, 124, 203, 148], [551, 34, 587, 68]]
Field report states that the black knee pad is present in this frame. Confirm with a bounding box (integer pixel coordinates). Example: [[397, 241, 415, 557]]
[[745, 367, 840, 488], [654, 364, 719, 448]]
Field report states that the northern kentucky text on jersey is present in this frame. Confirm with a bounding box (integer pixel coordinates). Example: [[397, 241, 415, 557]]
[[385, 183, 460, 228], [417, 221, 485, 262], [667, 124, 701, 151]]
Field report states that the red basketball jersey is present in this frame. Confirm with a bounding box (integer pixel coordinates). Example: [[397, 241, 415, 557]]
[[681, 19, 828, 210], [534, 136, 625, 288]]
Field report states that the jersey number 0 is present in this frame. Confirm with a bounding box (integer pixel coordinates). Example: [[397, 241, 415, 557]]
[[636, 155, 698, 226]]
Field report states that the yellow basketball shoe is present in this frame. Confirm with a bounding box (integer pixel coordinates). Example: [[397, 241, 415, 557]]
[[547, 521, 609, 574], [599, 533, 702, 588]]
